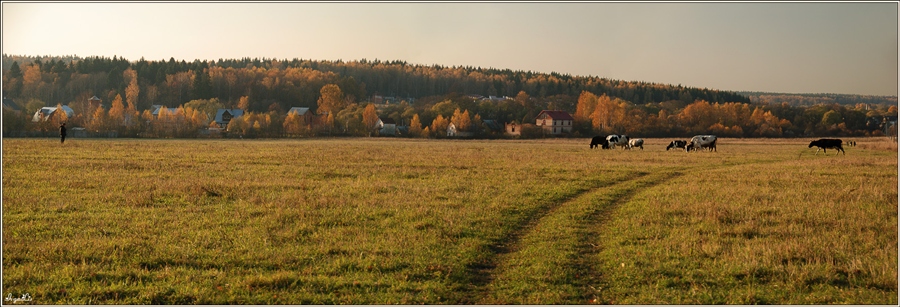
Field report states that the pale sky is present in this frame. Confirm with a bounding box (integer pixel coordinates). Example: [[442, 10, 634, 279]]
[[2, 1, 898, 96]]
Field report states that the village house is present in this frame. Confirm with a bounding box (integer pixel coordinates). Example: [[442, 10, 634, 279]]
[[376, 117, 397, 136], [481, 119, 504, 135], [447, 122, 473, 137], [535, 110, 574, 135], [88, 96, 102, 109], [32, 105, 75, 122], [214, 109, 244, 128], [287, 107, 316, 124], [505, 122, 522, 136], [150, 105, 179, 119]]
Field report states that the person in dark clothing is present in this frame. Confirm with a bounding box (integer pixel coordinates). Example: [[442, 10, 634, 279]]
[[59, 123, 67, 144]]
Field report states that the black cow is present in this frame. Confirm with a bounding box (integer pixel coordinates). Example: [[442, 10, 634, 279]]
[[666, 140, 687, 151], [809, 138, 845, 155], [590, 136, 610, 149]]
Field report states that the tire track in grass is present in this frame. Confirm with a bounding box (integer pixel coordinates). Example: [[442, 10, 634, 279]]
[[473, 169, 684, 304], [451, 171, 649, 304]]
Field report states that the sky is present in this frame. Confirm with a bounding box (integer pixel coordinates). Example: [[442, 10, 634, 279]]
[[2, 1, 898, 96]]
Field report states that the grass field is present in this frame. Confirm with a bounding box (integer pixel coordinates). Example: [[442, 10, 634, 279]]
[[2, 137, 897, 304]]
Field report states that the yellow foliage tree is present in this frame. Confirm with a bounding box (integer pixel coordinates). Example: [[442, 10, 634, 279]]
[[409, 114, 423, 137], [108, 94, 125, 127], [317, 84, 345, 115], [363, 103, 379, 135], [430, 114, 449, 137]]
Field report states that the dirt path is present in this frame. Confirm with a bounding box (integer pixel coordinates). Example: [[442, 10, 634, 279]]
[[457, 169, 684, 304]]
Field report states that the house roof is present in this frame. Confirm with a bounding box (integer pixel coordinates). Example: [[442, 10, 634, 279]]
[[482, 119, 503, 132], [89, 96, 101, 101], [214, 109, 245, 124], [2, 97, 19, 110], [151, 106, 178, 116], [536, 110, 574, 121], [379, 118, 396, 125], [288, 107, 310, 116], [32, 105, 75, 121]]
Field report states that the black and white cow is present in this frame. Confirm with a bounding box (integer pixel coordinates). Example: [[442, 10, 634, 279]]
[[606, 134, 629, 149], [687, 135, 717, 152], [666, 140, 687, 151], [627, 138, 644, 150], [590, 136, 610, 149], [808, 138, 845, 155]]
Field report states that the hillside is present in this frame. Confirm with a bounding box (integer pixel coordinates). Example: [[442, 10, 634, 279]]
[[3, 54, 897, 138]]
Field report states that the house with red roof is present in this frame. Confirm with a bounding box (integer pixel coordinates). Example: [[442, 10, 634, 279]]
[[535, 110, 574, 135]]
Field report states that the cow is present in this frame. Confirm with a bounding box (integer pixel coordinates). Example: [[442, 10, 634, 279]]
[[627, 138, 644, 150], [685, 143, 695, 152], [606, 134, 629, 149], [687, 135, 717, 152], [589, 136, 610, 149], [808, 138, 845, 155], [666, 140, 687, 151]]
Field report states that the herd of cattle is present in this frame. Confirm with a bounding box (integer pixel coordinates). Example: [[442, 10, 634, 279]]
[[589, 134, 850, 155], [590, 134, 717, 152]]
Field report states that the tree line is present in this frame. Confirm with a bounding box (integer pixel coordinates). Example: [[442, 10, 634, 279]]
[[2, 54, 897, 139]]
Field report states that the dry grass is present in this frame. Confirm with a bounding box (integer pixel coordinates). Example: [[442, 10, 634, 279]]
[[1, 137, 896, 304]]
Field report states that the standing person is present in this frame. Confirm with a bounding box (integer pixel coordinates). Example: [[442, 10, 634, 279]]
[[59, 122, 67, 144]]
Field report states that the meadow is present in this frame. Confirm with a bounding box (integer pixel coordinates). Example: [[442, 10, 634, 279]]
[[1, 137, 897, 304]]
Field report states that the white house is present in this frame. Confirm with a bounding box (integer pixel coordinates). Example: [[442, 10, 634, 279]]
[[535, 110, 574, 135], [32, 105, 75, 122], [377, 117, 397, 136], [447, 122, 473, 137]]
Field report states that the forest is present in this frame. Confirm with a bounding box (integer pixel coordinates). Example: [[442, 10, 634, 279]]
[[2, 54, 897, 139]]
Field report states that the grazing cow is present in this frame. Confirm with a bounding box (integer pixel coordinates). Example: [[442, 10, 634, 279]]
[[606, 134, 629, 149], [666, 140, 687, 151], [808, 138, 845, 155], [590, 136, 610, 149], [687, 135, 717, 152], [627, 138, 644, 150]]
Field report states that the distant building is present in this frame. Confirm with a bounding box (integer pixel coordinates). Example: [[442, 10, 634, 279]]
[[288, 107, 316, 124], [3, 97, 19, 111], [505, 122, 522, 136], [89, 96, 102, 109], [214, 109, 245, 128], [447, 122, 473, 137], [481, 119, 504, 134], [150, 105, 179, 118], [377, 117, 397, 136], [535, 110, 574, 135], [32, 105, 75, 122]]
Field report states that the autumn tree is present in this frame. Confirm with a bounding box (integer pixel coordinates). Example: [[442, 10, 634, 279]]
[[450, 108, 472, 132], [317, 84, 346, 115], [185, 98, 224, 125], [574, 91, 598, 133], [409, 114, 423, 137], [108, 94, 125, 131], [515, 90, 531, 108], [237, 96, 250, 110], [283, 112, 308, 137], [430, 114, 449, 137], [88, 106, 109, 133], [821, 110, 842, 127], [362, 103, 380, 136], [336, 103, 366, 136], [124, 68, 140, 110]]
